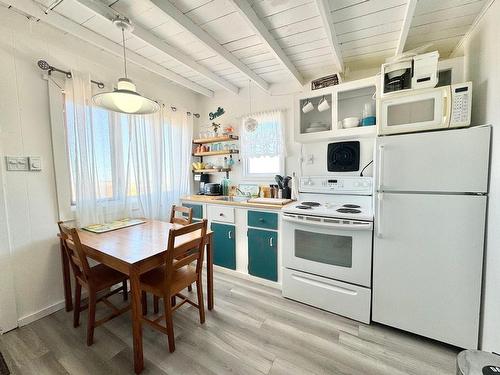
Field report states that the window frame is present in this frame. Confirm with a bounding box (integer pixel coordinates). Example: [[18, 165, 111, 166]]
[[240, 110, 286, 181]]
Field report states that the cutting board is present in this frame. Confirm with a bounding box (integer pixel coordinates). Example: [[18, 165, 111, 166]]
[[247, 198, 293, 205]]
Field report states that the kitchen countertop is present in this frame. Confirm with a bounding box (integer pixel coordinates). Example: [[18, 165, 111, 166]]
[[181, 195, 293, 210]]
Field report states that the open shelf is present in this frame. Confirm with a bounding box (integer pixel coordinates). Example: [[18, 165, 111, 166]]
[[192, 150, 239, 157], [192, 168, 231, 174], [193, 135, 239, 144]]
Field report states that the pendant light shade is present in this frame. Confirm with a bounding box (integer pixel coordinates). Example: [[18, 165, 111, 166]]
[[92, 17, 159, 115], [93, 78, 159, 114]]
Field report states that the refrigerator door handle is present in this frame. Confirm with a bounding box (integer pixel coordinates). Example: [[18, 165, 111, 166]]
[[376, 192, 383, 238], [377, 145, 385, 190]]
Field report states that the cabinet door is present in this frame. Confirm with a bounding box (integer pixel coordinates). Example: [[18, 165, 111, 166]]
[[248, 228, 278, 281], [211, 223, 236, 270], [182, 203, 203, 220]]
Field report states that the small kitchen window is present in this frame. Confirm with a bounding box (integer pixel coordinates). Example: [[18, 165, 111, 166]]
[[240, 109, 286, 180]]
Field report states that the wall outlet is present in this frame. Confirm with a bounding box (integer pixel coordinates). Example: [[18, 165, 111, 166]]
[[5, 156, 29, 171], [29, 156, 42, 171], [306, 154, 314, 165]]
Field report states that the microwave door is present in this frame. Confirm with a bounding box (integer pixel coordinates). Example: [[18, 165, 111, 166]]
[[379, 87, 450, 135]]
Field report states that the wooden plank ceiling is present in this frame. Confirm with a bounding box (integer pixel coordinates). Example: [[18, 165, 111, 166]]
[[30, 0, 488, 95]]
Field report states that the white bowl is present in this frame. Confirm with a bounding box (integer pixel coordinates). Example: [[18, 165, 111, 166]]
[[342, 117, 360, 128]]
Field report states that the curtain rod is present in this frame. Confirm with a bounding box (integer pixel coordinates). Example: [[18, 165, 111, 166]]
[[37, 60, 105, 89], [38, 60, 201, 117], [166, 104, 200, 118]]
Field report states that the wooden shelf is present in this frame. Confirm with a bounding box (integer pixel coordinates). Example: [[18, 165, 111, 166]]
[[192, 150, 239, 157], [192, 168, 231, 174], [193, 135, 239, 144]]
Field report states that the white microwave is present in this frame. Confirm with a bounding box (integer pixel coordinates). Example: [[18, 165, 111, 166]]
[[378, 82, 472, 135]]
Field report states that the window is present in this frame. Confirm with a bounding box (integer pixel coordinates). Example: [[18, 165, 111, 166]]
[[241, 110, 286, 180]]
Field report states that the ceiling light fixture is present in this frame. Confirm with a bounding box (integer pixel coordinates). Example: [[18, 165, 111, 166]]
[[92, 16, 159, 115], [244, 80, 258, 132]]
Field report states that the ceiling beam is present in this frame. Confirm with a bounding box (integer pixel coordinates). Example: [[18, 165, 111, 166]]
[[395, 0, 418, 56], [2, 0, 214, 97], [75, 0, 239, 95], [315, 0, 344, 72], [149, 0, 270, 92], [228, 0, 304, 87]]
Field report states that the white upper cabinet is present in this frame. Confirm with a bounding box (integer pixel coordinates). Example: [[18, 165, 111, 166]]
[[295, 76, 378, 143]]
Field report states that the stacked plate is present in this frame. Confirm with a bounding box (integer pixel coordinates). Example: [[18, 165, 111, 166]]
[[305, 121, 329, 133]]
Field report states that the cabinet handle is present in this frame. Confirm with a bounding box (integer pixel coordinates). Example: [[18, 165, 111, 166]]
[[258, 218, 264, 222], [228, 230, 232, 239], [219, 213, 224, 217], [269, 237, 274, 247]]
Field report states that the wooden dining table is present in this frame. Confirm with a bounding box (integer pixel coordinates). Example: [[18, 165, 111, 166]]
[[58, 220, 214, 374]]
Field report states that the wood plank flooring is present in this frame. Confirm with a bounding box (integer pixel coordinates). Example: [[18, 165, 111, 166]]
[[0, 271, 459, 374]]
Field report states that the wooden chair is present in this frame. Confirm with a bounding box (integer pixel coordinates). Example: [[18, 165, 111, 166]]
[[170, 204, 193, 225], [57, 222, 130, 346], [151, 205, 195, 313], [140, 219, 208, 353]]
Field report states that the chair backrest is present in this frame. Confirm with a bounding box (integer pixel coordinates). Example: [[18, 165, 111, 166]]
[[169, 205, 193, 226], [163, 219, 208, 290], [57, 221, 91, 284]]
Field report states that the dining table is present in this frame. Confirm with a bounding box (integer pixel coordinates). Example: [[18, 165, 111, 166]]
[[58, 220, 214, 374]]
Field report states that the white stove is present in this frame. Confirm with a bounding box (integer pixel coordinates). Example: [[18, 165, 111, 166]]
[[281, 175, 374, 324]]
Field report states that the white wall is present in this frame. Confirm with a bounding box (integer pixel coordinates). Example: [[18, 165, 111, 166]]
[[0, 6, 200, 328], [197, 82, 375, 190], [462, 0, 500, 353]]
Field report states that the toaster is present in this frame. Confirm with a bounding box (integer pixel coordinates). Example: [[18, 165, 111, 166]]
[[203, 183, 222, 196]]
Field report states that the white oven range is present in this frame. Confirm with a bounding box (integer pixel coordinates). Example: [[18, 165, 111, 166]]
[[281, 176, 373, 323]]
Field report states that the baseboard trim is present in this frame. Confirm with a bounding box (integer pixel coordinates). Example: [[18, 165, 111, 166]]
[[212, 265, 282, 290], [17, 299, 66, 327], [16, 285, 125, 328]]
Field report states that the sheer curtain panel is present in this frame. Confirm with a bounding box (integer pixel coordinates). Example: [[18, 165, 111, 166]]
[[64, 71, 192, 227]]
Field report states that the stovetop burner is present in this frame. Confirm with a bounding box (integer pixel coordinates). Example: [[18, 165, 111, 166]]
[[337, 208, 362, 214], [301, 201, 321, 207], [296, 205, 312, 209], [343, 204, 361, 208]]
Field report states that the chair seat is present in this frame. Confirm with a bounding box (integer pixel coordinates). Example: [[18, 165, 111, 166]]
[[140, 265, 197, 296], [89, 264, 128, 290]]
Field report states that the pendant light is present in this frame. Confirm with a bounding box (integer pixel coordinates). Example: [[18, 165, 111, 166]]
[[244, 80, 258, 132], [92, 17, 159, 115]]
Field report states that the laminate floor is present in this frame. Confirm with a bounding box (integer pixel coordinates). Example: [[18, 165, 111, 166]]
[[0, 271, 459, 375]]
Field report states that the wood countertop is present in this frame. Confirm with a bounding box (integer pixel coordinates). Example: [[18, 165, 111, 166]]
[[181, 195, 294, 210]]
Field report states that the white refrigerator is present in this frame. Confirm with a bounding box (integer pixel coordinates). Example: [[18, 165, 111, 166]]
[[373, 125, 491, 349]]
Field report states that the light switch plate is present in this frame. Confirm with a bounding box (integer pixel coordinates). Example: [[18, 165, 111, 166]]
[[6, 156, 29, 171], [29, 156, 42, 171]]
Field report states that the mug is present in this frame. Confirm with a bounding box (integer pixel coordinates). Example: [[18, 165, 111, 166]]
[[302, 100, 314, 114], [318, 97, 330, 112]]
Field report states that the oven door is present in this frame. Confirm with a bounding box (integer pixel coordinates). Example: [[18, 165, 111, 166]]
[[378, 86, 451, 135], [282, 213, 373, 287]]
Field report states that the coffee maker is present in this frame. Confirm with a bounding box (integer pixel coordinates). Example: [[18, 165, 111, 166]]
[[195, 174, 210, 194]]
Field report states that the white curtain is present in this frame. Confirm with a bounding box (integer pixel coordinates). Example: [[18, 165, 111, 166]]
[[240, 109, 286, 158], [64, 71, 192, 227]]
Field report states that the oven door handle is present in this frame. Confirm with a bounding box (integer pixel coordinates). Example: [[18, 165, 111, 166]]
[[282, 214, 373, 231]]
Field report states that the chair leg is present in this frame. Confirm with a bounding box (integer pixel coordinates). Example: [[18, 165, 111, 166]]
[[73, 282, 82, 328], [122, 280, 128, 301], [196, 278, 205, 324], [153, 296, 159, 314], [141, 291, 148, 316], [187, 284, 192, 292], [87, 289, 96, 346], [163, 297, 175, 353]]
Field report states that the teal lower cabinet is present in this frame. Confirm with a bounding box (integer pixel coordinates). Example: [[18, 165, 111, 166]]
[[248, 228, 278, 282], [182, 203, 203, 221], [211, 222, 236, 270]]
